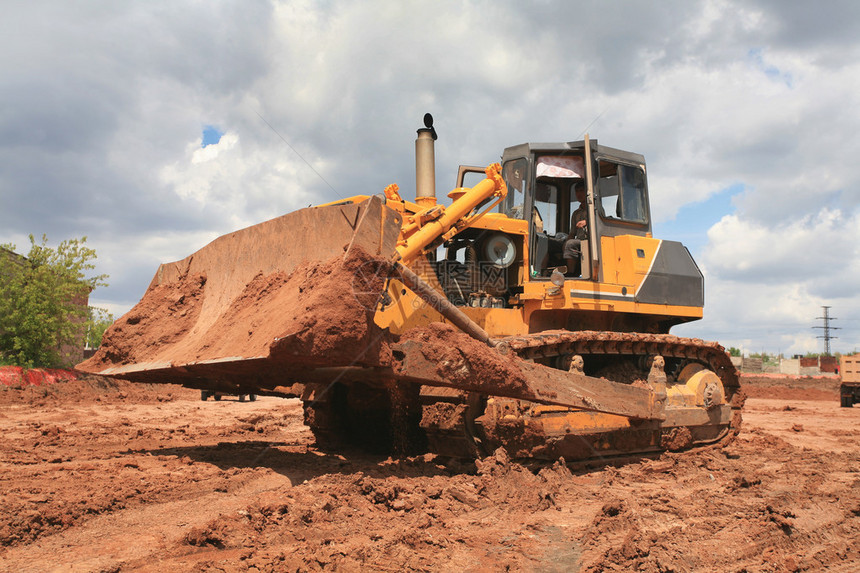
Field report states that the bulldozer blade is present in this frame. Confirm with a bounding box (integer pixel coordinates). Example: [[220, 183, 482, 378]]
[[77, 196, 403, 385], [391, 339, 662, 419], [253, 335, 663, 420], [148, 195, 400, 301], [266, 359, 662, 420]]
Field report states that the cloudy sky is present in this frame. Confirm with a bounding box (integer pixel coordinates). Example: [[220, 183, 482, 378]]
[[2, 0, 859, 356]]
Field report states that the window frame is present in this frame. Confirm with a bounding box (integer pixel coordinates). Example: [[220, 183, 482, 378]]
[[595, 158, 650, 229]]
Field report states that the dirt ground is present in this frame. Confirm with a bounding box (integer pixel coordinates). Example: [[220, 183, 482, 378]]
[[1, 373, 859, 572]]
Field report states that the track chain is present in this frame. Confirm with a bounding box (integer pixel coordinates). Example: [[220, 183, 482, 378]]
[[501, 329, 744, 450], [417, 330, 742, 460], [501, 330, 740, 393]]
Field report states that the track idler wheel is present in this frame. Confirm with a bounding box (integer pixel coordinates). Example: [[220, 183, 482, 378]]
[[669, 363, 726, 409]]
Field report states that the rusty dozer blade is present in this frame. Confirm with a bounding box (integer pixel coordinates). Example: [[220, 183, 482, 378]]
[[77, 196, 403, 386]]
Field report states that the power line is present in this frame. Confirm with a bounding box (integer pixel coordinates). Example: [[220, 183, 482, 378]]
[[254, 110, 342, 199], [813, 305, 840, 356]]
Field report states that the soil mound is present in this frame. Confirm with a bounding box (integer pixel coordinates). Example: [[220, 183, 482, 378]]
[[78, 245, 393, 378], [0, 373, 192, 406], [741, 373, 839, 401]]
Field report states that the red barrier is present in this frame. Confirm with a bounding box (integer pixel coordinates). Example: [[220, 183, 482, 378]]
[[0, 366, 79, 387]]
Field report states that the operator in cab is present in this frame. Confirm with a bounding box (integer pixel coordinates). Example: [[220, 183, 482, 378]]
[[564, 182, 587, 277]]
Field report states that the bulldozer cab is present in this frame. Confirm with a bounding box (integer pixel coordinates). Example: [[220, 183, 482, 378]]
[[500, 140, 652, 283]]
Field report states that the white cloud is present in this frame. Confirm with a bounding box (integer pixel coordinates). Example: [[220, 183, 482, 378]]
[[674, 206, 860, 353], [2, 0, 860, 356], [192, 132, 237, 164], [157, 126, 320, 231], [703, 208, 860, 290]]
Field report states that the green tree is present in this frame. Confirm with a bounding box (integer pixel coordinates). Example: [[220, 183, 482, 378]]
[[85, 307, 114, 349], [728, 347, 741, 357], [0, 235, 108, 368]]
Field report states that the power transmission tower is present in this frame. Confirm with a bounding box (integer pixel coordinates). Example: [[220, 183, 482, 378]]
[[813, 306, 839, 355]]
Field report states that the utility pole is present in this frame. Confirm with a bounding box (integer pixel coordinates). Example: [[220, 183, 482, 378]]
[[813, 306, 839, 356]]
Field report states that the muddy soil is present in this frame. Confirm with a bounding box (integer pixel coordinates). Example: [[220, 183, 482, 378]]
[[1, 375, 859, 572]]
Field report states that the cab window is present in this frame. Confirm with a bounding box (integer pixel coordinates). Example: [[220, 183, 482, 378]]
[[533, 181, 558, 235], [596, 161, 648, 224], [502, 158, 528, 219]]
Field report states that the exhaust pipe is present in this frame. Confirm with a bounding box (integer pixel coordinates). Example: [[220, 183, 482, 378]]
[[415, 113, 437, 207]]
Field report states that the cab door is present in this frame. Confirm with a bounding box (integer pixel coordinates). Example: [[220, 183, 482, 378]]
[[589, 149, 652, 285]]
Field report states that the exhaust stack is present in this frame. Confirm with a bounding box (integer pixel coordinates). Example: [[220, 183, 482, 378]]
[[415, 113, 437, 207]]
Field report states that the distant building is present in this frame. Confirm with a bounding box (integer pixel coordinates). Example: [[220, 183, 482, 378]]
[[798, 356, 838, 373], [819, 356, 839, 373], [780, 355, 840, 376]]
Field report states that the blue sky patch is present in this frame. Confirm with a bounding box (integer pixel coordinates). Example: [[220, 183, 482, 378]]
[[658, 184, 742, 257], [201, 125, 224, 147], [747, 48, 793, 88]]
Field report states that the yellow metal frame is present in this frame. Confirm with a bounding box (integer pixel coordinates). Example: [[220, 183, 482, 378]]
[[321, 161, 703, 338]]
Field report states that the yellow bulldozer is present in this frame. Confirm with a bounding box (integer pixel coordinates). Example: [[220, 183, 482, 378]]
[[78, 115, 741, 462]]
